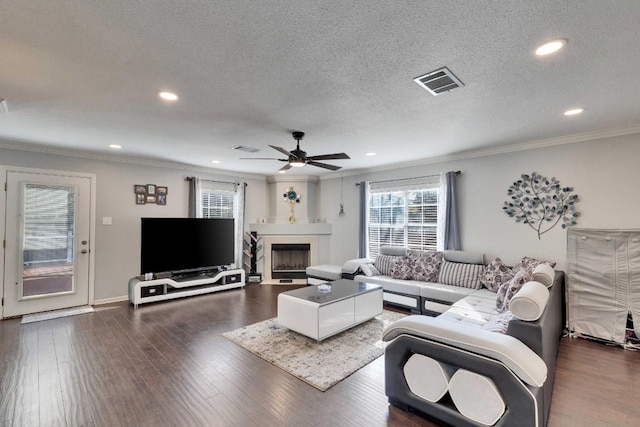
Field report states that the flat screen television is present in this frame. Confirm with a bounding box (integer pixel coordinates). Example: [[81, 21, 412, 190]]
[[140, 218, 235, 275]]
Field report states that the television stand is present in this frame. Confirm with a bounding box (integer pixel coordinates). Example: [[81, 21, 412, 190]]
[[128, 269, 245, 308]]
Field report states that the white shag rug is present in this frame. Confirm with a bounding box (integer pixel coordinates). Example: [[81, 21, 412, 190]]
[[222, 310, 406, 391], [21, 306, 95, 324]]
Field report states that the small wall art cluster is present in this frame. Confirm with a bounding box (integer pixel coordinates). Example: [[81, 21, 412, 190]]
[[134, 184, 168, 205], [502, 172, 579, 239]]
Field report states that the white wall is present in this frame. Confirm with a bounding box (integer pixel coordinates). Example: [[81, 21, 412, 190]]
[[0, 147, 267, 301], [321, 132, 640, 271]]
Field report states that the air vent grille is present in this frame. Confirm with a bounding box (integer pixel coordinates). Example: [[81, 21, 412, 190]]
[[232, 145, 260, 153], [414, 67, 464, 96]]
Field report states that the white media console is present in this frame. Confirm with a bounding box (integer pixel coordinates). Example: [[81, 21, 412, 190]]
[[128, 269, 245, 308]]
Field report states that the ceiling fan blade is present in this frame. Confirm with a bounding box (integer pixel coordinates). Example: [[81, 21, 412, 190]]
[[306, 153, 350, 161], [269, 145, 295, 158], [307, 160, 341, 171], [239, 157, 281, 160], [279, 163, 293, 172]]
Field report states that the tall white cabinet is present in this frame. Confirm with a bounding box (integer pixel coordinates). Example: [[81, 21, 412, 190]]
[[567, 228, 640, 346]]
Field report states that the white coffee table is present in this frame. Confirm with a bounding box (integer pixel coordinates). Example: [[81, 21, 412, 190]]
[[277, 279, 383, 341]]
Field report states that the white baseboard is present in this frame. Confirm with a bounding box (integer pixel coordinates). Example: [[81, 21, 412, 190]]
[[93, 295, 129, 305]]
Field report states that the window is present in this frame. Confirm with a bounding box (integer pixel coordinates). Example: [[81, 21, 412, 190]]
[[367, 186, 439, 259], [200, 190, 235, 219]]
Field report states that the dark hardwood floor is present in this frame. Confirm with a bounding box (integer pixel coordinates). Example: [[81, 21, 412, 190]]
[[1, 284, 639, 426]]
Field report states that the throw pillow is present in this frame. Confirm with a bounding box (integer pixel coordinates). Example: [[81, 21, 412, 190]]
[[390, 256, 413, 280], [360, 263, 381, 277], [479, 257, 515, 292], [407, 249, 443, 282], [512, 256, 556, 275], [437, 260, 485, 290], [496, 269, 533, 313], [374, 254, 399, 276]]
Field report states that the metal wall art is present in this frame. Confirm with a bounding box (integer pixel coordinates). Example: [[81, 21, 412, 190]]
[[502, 172, 579, 239]]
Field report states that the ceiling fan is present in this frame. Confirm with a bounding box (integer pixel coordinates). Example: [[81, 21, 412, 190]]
[[242, 131, 350, 172]]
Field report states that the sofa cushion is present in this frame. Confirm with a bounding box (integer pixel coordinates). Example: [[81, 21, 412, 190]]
[[390, 256, 413, 280], [481, 311, 515, 334], [479, 257, 514, 292], [360, 263, 381, 277], [509, 281, 549, 321], [380, 246, 409, 256], [375, 254, 399, 276], [444, 250, 485, 265], [532, 263, 555, 287], [354, 274, 425, 296], [496, 269, 533, 313], [403, 354, 455, 403], [407, 249, 443, 282], [439, 289, 501, 327], [438, 260, 484, 290], [420, 282, 477, 304], [306, 264, 342, 281]]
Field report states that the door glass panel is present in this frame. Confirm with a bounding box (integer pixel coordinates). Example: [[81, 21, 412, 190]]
[[21, 184, 76, 298]]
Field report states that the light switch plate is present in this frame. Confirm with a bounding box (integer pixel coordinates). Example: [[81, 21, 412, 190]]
[[102, 217, 113, 225]]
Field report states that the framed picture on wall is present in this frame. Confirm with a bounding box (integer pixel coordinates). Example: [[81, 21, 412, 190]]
[[147, 184, 156, 195], [146, 195, 157, 204], [134, 184, 146, 194], [156, 186, 168, 195], [157, 194, 167, 205], [136, 193, 146, 205]]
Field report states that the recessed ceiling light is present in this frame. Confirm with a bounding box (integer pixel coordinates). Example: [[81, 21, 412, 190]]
[[535, 39, 567, 56], [564, 108, 584, 116], [211, 160, 221, 164], [278, 170, 286, 174], [158, 91, 178, 101], [109, 144, 122, 149], [366, 152, 376, 156]]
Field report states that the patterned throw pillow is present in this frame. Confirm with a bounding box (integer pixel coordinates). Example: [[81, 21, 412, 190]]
[[482, 311, 515, 334], [374, 254, 399, 276], [480, 257, 515, 292], [407, 249, 443, 282], [512, 256, 557, 274], [437, 260, 485, 289], [390, 256, 413, 280], [496, 269, 533, 313]]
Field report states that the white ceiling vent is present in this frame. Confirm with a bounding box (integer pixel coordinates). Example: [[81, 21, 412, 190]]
[[413, 67, 464, 96], [232, 145, 261, 153]]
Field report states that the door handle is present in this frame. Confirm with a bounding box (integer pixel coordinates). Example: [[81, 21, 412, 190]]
[[81, 249, 88, 254]]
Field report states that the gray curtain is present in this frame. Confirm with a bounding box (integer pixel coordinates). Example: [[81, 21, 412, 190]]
[[442, 171, 461, 250], [187, 177, 198, 218], [234, 183, 246, 269], [358, 181, 369, 258]]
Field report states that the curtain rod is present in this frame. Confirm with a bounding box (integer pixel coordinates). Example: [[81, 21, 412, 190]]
[[185, 176, 242, 186], [355, 170, 461, 186]]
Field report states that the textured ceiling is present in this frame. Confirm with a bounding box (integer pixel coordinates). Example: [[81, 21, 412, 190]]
[[2, 1, 640, 176]]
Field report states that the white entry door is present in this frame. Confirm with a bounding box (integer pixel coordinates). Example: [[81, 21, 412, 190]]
[[3, 171, 93, 318]]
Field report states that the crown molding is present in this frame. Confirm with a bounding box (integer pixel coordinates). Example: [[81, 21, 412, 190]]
[[0, 138, 266, 181], [320, 124, 640, 181]]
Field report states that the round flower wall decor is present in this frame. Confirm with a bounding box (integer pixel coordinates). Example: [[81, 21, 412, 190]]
[[283, 186, 302, 223], [502, 172, 580, 239]]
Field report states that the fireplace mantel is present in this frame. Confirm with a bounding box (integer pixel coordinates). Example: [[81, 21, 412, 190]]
[[249, 223, 332, 236]]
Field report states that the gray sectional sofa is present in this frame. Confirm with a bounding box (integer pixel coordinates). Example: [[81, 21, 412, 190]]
[[342, 246, 565, 427]]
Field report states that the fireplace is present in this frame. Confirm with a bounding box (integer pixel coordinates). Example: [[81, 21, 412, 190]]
[[271, 243, 311, 280], [261, 235, 318, 284]]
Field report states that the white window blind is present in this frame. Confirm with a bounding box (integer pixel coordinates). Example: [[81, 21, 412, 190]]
[[200, 191, 234, 218], [367, 177, 439, 259]]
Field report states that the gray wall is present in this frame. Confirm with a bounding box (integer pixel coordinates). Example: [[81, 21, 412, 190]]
[[0, 146, 267, 301], [320, 132, 640, 271]]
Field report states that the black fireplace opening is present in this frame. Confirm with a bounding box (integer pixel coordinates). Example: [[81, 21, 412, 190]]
[[271, 243, 310, 280]]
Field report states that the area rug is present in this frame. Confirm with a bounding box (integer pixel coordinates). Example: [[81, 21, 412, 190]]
[[21, 306, 95, 324], [222, 310, 406, 391]]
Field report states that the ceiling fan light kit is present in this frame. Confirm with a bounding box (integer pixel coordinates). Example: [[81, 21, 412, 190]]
[[241, 131, 350, 172]]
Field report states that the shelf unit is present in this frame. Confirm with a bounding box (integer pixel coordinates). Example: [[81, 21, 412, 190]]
[[128, 269, 245, 308], [244, 231, 263, 283]]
